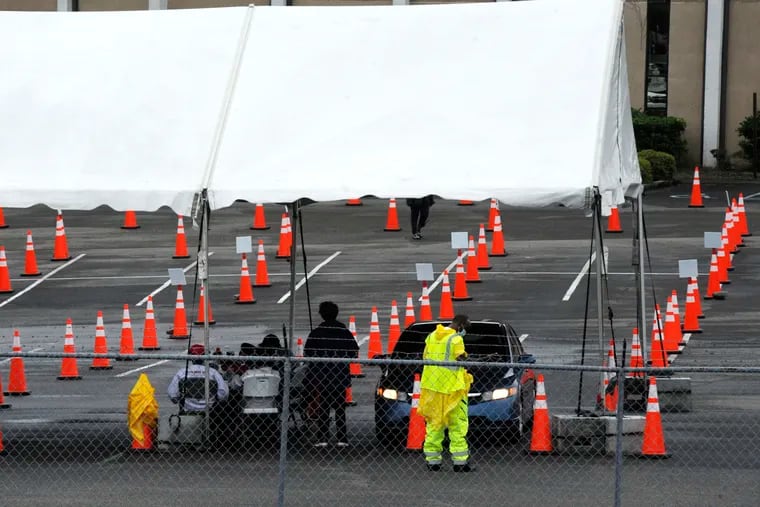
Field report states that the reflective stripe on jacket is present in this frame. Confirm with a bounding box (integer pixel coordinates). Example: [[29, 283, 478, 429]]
[[419, 324, 467, 393]]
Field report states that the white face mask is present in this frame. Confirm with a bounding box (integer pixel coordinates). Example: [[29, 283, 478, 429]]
[[459, 329, 467, 337]]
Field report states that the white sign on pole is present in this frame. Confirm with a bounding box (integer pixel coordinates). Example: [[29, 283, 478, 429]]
[[678, 259, 699, 279], [167, 268, 187, 286], [415, 263, 434, 281], [451, 232, 468, 250], [704, 232, 722, 249], [236, 236, 253, 254]]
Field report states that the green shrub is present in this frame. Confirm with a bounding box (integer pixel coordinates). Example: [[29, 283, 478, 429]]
[[737, 113, 760, 164], [638, 149, 676, 182], [638, 155, 653, 184], [632, 109, 688, 166]]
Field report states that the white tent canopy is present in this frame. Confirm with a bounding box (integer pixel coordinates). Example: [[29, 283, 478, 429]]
[[0, 0, 640, 215]]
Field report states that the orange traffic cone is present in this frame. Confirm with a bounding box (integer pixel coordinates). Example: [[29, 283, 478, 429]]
[[368, 306, 383, 358], [131, 422, 155, 451], [490, 213, 507, 257], [172, 215, 190, 259], [528, 374, 553, 454], [716, 229, 731, 283], [690, 277, 705, 318], [704, 250, 725, 300], [451, 252, 472, 302], [603, 340, 618, 413], [682, 281, 702, 333], [404, 292, 416, 328], [457, 200, 474, 206], [346, 198, 363, 206], [250, 203, 270, 230], [627, 328, 644, 379], [6, 330, 30, 395], [738, 193, 751, 236], [486, 199, 498, 232], [116, 304, 137, 361], [649, 305, 669, 368], [671, 290, 684, 345], [235, 254, 256, 304], [0, 207, 7, 229], [0, 377, 9, 408], [606, 206, 623, 233], [348, 315, 364, 378], [121, 210, 140, 229], [139, 296, 160, 350], [295, 337, 304, 358], [0, 425, 5, 454], [688, 167, 704, 208], [20, 231, 41, 277], [476, 224, 492, 270], [419, 282, 433, 321], [0, 246, 12, 294], [90, 311, 112, 370], [438, 271, 455, 319], [640, 377, 670, 458], [167, 286, 190, 339], [253, 240, 271, 287], [388, 301, 401, 353], [58, 319, 82, 380], [730, 201, 743, 250], [662, 295, 681, 354], [276, 213, 291, 259], [384, 198, 401, 232], [345, 385, 357, 407], [406, 373, 426, 450], [51, 214, 71, 261], [465, 235, 481, 283], [193, 285, 216, 325]]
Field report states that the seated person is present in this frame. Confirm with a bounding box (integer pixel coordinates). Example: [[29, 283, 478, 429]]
[[167, 343, 229, 413], [252, 334, 288, 369]]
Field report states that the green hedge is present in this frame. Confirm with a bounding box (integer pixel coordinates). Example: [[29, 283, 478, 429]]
[[638, 155, 653, 184], [632, 109, 688, 166], [737, 113, 760, 163], [638, 149, 676, 182]]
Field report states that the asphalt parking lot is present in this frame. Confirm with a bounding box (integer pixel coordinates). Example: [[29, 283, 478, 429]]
[[1, 181, 760, 506]]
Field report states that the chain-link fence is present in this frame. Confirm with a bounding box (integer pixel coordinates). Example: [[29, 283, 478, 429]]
[[2, 347, 760, 507]]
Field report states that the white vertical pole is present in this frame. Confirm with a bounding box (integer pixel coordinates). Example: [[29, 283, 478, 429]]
[[271, 0, 288, 5], [148, 0, 168, 9], [702, 0, 726, 166], [57, 0, 73, 11], [392, 0, 409, 5]]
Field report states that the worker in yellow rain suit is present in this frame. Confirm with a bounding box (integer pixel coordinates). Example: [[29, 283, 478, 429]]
[[417, 314, 474, 472]]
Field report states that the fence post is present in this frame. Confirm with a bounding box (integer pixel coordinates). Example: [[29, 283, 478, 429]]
[[613, 365, 626, 507], [277, 354, 293, 507], [753, 92, 757, 179]]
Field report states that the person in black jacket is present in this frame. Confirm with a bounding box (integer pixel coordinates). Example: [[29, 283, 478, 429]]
[[304, 301, 360, 448], [406, 195, 435, 240]]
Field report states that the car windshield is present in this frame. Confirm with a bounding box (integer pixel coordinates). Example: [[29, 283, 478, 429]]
[[392, 322, 509, 360]]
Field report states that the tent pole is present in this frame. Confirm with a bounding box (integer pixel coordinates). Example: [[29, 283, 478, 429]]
[[197, 191, 211, 443], [288, 202, 298, 351], [594, 194, 606, 407], [636, 191, 647, 366]]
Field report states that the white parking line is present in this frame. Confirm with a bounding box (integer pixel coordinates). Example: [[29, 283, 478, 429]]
[[0, 347, 43, 364], [277, 252, 341, 304], [0, 254, 86, 308], [114, 359, 170, 378], [668, 333, 692, 364], [519, 334, 528, 343], [136, 253, 214, 307], [562, 247, 608, 302], [357, 335, 369, 346]]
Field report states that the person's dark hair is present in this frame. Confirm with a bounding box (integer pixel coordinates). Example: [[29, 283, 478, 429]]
[[260, 334, 282, 349], [451, 314, 470, 331], [318, 301, 339, 321], [239, 342, 256, 356]]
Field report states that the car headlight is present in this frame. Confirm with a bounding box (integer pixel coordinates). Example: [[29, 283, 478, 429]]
[[379, 388, 398, 400], [482, 387, 518, 401]]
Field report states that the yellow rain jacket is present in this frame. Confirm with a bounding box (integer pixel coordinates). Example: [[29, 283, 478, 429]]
[[418, 325, 473, 427], [127, 373, 159, 446]]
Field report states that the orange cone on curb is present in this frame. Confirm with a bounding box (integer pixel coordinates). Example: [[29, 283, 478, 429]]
[[606, 206, 623, 233], [193, 285, 216, 326], [368, 306, 383, 358], [250, 204, 270, 230], [649, 305, 669, 368], [627, 328, 644, 379], [234, 254, 256, 304], [737, 193, 751, 236], [121, 210, 140, 229], [704, 251, 726, 300], [0, 207, 7, 229], [457, 200, 474, 206], [404, 292, 416, 328], [528, 374, 553, 454], [0, 246, 13, 294], [603, 340, 618, 413], [671, 290, 684, 344], [51, 214, 71, 261], [490, 213, 507, 257], [345, 386, 357, 407], [419, 282, 433, 321], [117, 305, 137, 360], [451, 252, 472, 302], [640, 377, 670, 458], [6, 330, 30, 395], [682, 281, 702, 333], [688, 167, 704, 208], [689, 277, 705, 318], [90, 311, 113, 370], [172, 215, 190, 259], [406, 373, 426, 450], [167, 286, 190, 339], [348, 315, 364, 378], [58, 319, 82, 380], [438, 271, 455, 319], [131, 422, 155, 451], [21, 231, 41, 277], [276, 213, 291, 259], [486, 199, 498, 232], [388, 301, 402, 353], [384, 198, 401, 232], [662, 295, 681, 354], [465, 235, 481, 283], [476, 224, 492, 270], [253, 240, 272, 287], [730, 201, 744, 250], [139, 296, 160, 351], [346, 198, 363, 206]]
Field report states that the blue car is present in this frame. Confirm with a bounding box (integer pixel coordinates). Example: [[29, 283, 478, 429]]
[[374, 320, 536, 444]]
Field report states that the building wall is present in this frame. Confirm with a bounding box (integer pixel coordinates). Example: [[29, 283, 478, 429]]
[[0, 0, 55, 10], [291, 0, 390, 5], [624, 0, 647, 112], [725, 0, 760, 166], [78, 0, 147, 9], [169, 0, 268, 7]]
